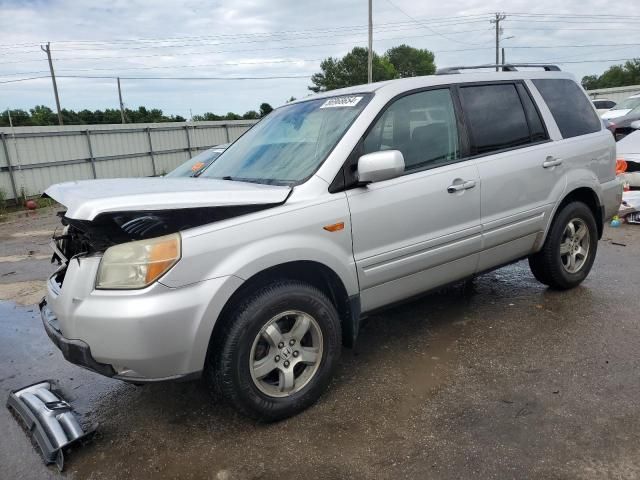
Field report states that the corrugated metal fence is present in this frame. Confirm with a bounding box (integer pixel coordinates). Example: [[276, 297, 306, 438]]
[[0, 120, 257, 201]]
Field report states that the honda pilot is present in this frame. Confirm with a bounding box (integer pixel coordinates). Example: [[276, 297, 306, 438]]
[[41, 65, 622, 420]]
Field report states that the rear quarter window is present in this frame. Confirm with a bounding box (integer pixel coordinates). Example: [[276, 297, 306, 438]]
[[533, 79, 601, 139], [458, 83, 532, 155]]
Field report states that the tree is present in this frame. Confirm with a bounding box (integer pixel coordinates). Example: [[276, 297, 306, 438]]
[[581, 59, 640, 89], [259, 102, 273, 116], [309, 47, 396, 92], [29, 105, 56, 125], [0, 109, 32, 127], [0, 103, 271, 126], [242, 110, 260, 120], [385, 44, 435, 78]]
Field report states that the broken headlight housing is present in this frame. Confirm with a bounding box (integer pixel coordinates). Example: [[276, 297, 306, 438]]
[[96, 233, 181, 289]]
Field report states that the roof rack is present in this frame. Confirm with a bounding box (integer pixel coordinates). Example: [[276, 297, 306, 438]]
[[436, 64, 561, 75]]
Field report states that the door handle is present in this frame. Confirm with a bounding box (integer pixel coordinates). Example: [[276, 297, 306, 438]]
[[543, 156, 563, 168], [447, 180, 476, 194]]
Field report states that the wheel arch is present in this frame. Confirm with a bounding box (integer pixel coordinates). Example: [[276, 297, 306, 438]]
[[206, 261, 360, 370], [544, 186, 604, 244]]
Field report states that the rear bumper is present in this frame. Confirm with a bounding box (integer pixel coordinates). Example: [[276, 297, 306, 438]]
[[600, 178, 624, 222], [40, 299, 116, 378]]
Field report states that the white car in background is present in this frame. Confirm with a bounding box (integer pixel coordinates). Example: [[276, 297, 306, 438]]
[[616, 124, 640, 188], [593, 98, 616, 115], [601, 94, 640, 120], [165, 144, 229, 177]]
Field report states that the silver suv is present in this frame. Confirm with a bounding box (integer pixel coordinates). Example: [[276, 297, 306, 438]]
[[41, 65, 622, 420]]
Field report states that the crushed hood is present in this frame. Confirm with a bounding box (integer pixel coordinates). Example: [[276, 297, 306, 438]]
[[45, 177, 291, 220]]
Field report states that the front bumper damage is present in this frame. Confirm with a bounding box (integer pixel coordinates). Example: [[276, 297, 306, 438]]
[[39, 298, 116, 377], [6, 381, 95, 470]]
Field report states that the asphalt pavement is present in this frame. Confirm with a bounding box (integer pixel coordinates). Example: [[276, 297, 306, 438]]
[[1, 210, 639, 479]]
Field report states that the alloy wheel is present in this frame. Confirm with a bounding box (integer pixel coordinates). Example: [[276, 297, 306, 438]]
[[559, 217, 590, 274], [249, 310, 323, 398]]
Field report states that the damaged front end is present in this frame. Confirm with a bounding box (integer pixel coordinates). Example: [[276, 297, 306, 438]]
[[44, 177, 292, 276], [52, 204, 278, 260]]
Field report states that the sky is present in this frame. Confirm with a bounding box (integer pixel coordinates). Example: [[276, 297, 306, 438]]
[[0, 0, 639, 118]]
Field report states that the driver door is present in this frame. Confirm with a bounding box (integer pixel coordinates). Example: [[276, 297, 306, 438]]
[[346, 88, 482, 312]]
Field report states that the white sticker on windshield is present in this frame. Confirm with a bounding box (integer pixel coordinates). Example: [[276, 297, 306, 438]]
[[320, 96, 363, 108]]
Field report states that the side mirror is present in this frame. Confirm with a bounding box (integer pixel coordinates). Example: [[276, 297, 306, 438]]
[[357, 150, 405, 184], [630, 120, 640, 130]]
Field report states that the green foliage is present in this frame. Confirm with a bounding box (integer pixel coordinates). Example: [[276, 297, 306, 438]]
[[582, 59, 640, 89], [0, 188, 6, 214], [18, 186, 27, 207], [192, 104, 272, 122], [259, 103, 274, 116], [309, 45, 436, 92], [385, 44, 436, 78], [242, 110, 260, 120], [36, 197, 55, 209], [309, 47, 397, 93], [1, 106, 195, 127]]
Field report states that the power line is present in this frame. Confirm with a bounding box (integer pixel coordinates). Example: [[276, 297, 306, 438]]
[[5, 56, 640, 85], [0, 14, 495, 49], [0, 28, 495, 66], [1, 74, 312, 84], [0, 20, 491, 57], [0, 75, 50, 84], [6, 42, 640, 77], [382, 0, 489, 46]]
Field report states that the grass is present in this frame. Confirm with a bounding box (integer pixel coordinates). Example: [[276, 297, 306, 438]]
[[0, 188, 6, 216]]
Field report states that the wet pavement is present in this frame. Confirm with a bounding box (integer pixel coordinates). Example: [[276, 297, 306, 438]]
[[1, 215, 639, 479]]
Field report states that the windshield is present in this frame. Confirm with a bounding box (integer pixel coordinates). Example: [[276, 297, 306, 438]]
[[165, 147, 226, 177], [200, 94, 371, 185], [613, 96, 640, 111]]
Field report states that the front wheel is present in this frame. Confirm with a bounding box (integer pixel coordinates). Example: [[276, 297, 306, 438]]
[[529, 201, 598, 290], [207, 281, 342, 421]]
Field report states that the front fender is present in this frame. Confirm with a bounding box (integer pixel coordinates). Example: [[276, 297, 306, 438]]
[[161, 193, 358, 296]]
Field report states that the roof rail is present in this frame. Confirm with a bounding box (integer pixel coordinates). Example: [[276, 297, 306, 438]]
[[436, 64, 561, 75]]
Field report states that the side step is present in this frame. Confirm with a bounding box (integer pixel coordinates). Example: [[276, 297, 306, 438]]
[[6, 381, 95, 471]]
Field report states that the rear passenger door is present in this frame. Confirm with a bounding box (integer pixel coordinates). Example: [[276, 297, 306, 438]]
[[457, 82, 563, 271]]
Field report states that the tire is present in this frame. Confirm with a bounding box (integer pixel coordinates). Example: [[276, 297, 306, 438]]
[[207, 280, 342, 421], [528, 201, 598, 290]]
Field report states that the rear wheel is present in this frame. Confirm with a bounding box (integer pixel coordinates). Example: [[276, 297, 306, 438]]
[[529, 201, 598, 290], [207, 281, 341, 421]]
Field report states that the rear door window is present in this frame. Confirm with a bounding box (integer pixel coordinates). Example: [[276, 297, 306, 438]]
[[459, 83, 533, 155], [532, 79, 601, 139]]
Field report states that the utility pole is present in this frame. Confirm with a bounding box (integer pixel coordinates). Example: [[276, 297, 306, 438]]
[[117, 77, 126, 124], [501, 47, 505, 66], [367, 0, 373, 83], [490, 13, 506, 71], [40, 42, 63, 125]]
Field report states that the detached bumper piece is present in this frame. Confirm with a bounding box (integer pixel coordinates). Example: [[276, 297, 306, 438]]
[[6, 381, 95, 471]]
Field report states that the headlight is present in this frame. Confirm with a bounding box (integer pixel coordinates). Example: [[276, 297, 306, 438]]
[[96, 233, 181, 289]]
